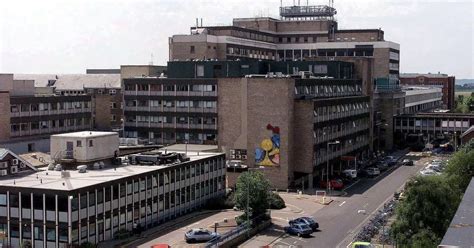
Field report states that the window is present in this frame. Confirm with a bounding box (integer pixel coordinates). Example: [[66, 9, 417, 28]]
[[197, 65, 204, 77], [109, 89, 117, 95], [111, 115, 116, 122], [47, 228, 56, 242], [77, 140, 82, 147], [11, 166, 18, 174], [190, 46, 195, 53], [0, 162, 7, 169], [34, 225, 43, 240], [111, 102, 117, 109], [89, 140, 93, 147]]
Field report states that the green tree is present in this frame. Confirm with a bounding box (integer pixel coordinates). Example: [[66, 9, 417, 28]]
[[444, 142, 474, 192], [411, 229, 440, 248], [234, 171, 271, 217], [391, 176, 460, 245]]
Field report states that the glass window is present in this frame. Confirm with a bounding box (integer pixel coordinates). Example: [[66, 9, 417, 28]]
[[89, 192, 95, 206], [0, 194, 6, 206], [34, 225, 43, 240], [47, 228, 56, 241]]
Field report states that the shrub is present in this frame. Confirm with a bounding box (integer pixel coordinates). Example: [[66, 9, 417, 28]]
[[268, 192, 286, 209]]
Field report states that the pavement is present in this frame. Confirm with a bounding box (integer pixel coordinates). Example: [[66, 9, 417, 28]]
[[241, 150, 436, 248]]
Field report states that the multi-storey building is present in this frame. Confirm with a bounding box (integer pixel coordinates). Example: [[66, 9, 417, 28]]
[[0, 74, 93, 153], [124, 60, 370, 189], [14, 73, 123, 132], [400, 73, 456, 110], [169, 2, 400, 151], [0, 132, 225, 248]]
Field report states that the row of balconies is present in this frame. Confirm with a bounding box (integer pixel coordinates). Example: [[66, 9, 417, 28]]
[[314, 139, 369, 166], [125, 121, 217, 130], [315, 123, 370, 144], [10, 125, 91, 137], [10, 108, 92, 117], [314, 108, 369, 123], [124, 106, 217, 113], [124, 90, 217, 97]]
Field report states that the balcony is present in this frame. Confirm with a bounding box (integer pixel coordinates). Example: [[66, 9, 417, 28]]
[[315, 123, 370, 144], [314, 108, 369, 123]]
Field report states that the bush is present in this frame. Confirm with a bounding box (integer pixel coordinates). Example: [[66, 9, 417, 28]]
[[114, 228, 130, 240], [205, 191, 236, 210], [268, 192, 286, 209], [80, 242, 96, 248]]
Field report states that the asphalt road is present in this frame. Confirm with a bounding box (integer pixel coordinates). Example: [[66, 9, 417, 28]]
[[271, 153, 431, 248]]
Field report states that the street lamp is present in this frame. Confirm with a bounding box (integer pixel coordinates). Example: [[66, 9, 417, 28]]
[[246, 166, 265, 237], [326, 140, 340, 195]]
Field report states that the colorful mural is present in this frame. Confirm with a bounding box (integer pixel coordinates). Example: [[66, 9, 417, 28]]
[[255, 124, 280, 166]]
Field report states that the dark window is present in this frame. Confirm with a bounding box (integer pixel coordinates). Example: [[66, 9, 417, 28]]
[[89, 192, 95, 206], [58, 196, 68, 212], [97, 189, 103, 204], [105, 187, 111, 202], [21, 193, 31, 209], [80, 194, 87, 209], [47, 228, 56, 241], [190, 46, 195, 54], [10, 194, 19, 208]]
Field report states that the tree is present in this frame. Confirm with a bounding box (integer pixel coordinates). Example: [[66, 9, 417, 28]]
[[391, 176, 460, 245], [445, 142, 474, 192], [234, 170, 271, 217]]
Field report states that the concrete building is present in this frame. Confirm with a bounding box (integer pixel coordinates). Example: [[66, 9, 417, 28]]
[[0, 134, 225, 248], [0, 74, 93, 154], [123, 60, 370, 189], [402, 86, 443, 114], [169, 2, 400, 152], [400, 73, 456, 110], [14, 73, 123, 132]]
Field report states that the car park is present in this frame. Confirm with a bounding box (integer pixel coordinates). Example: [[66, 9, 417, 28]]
[[289, 217, 319, 231], [284, 223, 313, 237], [319, 179, 344, 190], [184, 229, 220, 243], [401, 159, 414, 166]]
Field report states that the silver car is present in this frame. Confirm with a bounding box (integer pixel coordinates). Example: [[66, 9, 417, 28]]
[[185, 228, 220, 243]]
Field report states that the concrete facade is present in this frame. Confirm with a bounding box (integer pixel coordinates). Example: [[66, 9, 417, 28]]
[[0, 91, 11, 141]]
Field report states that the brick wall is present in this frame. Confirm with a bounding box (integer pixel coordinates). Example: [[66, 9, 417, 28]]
[[0, 92, 11, 140]]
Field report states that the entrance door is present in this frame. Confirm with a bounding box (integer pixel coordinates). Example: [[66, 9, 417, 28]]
[[66, 141, 74, 159]]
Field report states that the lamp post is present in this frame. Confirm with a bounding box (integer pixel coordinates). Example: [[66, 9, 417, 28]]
[[326, 140, 340, 195]]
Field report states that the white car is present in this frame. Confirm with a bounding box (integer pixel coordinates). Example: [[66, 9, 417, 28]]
[[185, 229, 220, 243], [364, 167, 380, 177], [420, 169, 440, 176], [425, 164, 443, 172], [343, 169, 358, 179]]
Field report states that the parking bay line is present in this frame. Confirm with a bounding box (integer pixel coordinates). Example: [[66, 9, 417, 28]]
[[339, 201, 346, 207]]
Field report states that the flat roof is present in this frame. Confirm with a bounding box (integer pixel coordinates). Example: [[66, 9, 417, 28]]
[[439, 178, 474, 247], [51, 131, 118, 138], [0, 150, 223, 192]]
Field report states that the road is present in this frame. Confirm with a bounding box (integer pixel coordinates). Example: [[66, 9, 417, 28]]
[[269, 153, 431, 248]]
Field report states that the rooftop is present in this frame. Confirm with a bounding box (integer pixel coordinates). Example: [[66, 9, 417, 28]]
[[14, 73, 121, 90], [0, 149, 223, 192], [439, 178, 474, 247], [51, 131, 118, 138], [400, 73, 450, 79]]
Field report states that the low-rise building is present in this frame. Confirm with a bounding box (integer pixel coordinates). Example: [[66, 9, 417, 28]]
[[0, 133, 225, 247]]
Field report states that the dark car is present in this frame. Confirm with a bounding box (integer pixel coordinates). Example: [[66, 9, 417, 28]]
[[289, 217, 319, 231], [284, 223, 313, 237], [401, 159, 414, 166]]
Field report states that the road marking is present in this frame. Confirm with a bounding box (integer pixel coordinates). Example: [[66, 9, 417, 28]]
[[344, 179, 360, 190], [339, 201, 346, 207]]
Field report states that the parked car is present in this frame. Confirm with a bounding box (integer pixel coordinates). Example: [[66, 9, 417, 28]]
[[420, 169, 440, 176], [422, 148, 432, 157], [284, 223, 313, 237], [352, 242, 376, 248], [319, 179, 344, 190], [384, 156, 398, 166], [375, 161, 389, 171], [185, 229, 220, 243], [342, 169, 358, 179], [426, 164, 443, 172], [362, 167, 380, 177], [401, 159, 414, 166], [289, 217, 319, 231]]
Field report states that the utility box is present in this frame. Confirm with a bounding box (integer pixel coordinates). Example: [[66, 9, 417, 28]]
[[51, 131, 119, 163]]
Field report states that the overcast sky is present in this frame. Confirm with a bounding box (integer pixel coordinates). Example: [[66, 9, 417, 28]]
[[0, 0, 473, 78]]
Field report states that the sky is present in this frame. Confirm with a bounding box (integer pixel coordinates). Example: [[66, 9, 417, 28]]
[[0, 0, 473, 78]]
